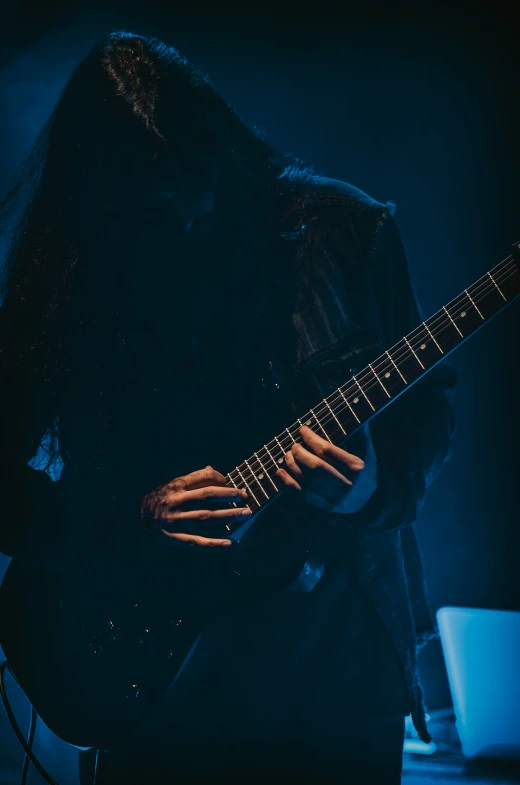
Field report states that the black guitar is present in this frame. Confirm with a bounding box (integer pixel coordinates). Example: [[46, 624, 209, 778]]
[[1, 245, 519, 751]]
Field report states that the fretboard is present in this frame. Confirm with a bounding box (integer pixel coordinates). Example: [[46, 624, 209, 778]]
[[226, 246, 520, 514]]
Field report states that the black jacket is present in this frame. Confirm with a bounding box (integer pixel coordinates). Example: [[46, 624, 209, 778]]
[[274, 174, 456, 740], [0, 173, 455, 743]]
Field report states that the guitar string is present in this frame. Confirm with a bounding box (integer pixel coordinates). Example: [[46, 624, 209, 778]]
[[229, 260, 518, 494], [227, 260, 518, 496], [319, 258, 516, 408], [242, 254, 517, 461], [234, 259, 517, 475], [311, 259, 517, 423]]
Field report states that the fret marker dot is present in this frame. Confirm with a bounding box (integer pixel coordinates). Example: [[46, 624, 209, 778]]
[[278, 458, 284, 464], [420, 344, 426, 350], [258, 473, 264, 480], [385, 372, 391, 378], [305, 420, 312, 426], [353, 397, 359, 404], [461, 311, 466, 317]]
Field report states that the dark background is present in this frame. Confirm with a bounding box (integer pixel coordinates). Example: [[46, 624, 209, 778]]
[[0, 1, 518, 779]]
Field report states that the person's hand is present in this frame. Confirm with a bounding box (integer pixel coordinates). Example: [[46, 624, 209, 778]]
[[276, 424, 378, 514], [140, 466, 251, 546]]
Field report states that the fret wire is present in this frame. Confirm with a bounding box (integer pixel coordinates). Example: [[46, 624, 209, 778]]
[[235, 466, 260, 507], [215, 264, 519, 524], [344, 259, 516, 404], [385, 267, 493, 369], [385, 350, 407, 384], [363, 259, 515, 389], [404, 337, 425, 370], [487, 271, 507, 302], [244, 458, 268, 499], [227, 473, 241, 489], [423, 322, 444, 354], [309, 409, 333, 442], [226, 473, 241, 508], [229, 470, 248, 496], [357, 260, 514, 393], [484, 254, 516, 277], [345, 362, 395, 403], [442, 305, 463, 337], [239, 458, 256, 484], [438, 260, 512, 336], [488, 253, 515, 279], [274, 436, 287, 461], [336, 282, 471, 412], [464, 289, 484, 320], [368, 363, 391, 398], [254, 452, 278, 492], [286, 428, 297, 445], [322, 263, 517, 430], [324, 399, 347, 434], [223, 261, 518, 513], [353, 375, 376, 412], [263, 443, 280, 472], [338, 388, 361, 423], [445, 263, 508, 325], [334, 261, 517, 413], [462, 267, 507, 314], [299, 414, 319, 430], [345, 261, 515, 398], [235, 460, 256, 487], [467, 263, 514, 309]]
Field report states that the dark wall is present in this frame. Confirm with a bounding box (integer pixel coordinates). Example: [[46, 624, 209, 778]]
[[0, 4, 518, 769]]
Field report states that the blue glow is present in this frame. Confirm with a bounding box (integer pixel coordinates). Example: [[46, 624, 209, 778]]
[[403, 739, 437, 755], [437, 606, 520, 759], [27, 429, 64, 481]]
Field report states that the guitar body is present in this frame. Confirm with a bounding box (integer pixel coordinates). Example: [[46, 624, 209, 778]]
[[0, 549, 296, 750]]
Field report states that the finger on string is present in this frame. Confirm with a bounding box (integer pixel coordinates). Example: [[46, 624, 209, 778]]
[[172, 486, 248, 509], [238, 264, 517, 466], [369, 264, 515, 376], [168, 507, 252, 522], [276, 467, 302, 492], [162, 531, 233, 546], [304, 264, 517, 432], [174, 466, 228, 491], [291, 443, 353, 487], [342, 281, 493, 393], [283, 449, 304, 480], [299, 426, 364, 470]]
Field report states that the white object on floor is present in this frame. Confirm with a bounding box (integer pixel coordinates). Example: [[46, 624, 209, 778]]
[[437, 606, 520, 760]]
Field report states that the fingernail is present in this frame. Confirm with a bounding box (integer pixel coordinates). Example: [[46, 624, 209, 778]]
[[221, 540, 232, 546], [355, 461, 365, 470], [242, 509, 252, 516]]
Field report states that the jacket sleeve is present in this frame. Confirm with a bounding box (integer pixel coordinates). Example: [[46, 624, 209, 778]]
[[341, 205, 456, 532]]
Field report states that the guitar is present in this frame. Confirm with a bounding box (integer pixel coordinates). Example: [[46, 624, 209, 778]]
[[1, 245, 518, 751]]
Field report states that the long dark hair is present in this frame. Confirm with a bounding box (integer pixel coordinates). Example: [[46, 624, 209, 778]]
[[0, 31, 302, 479]]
